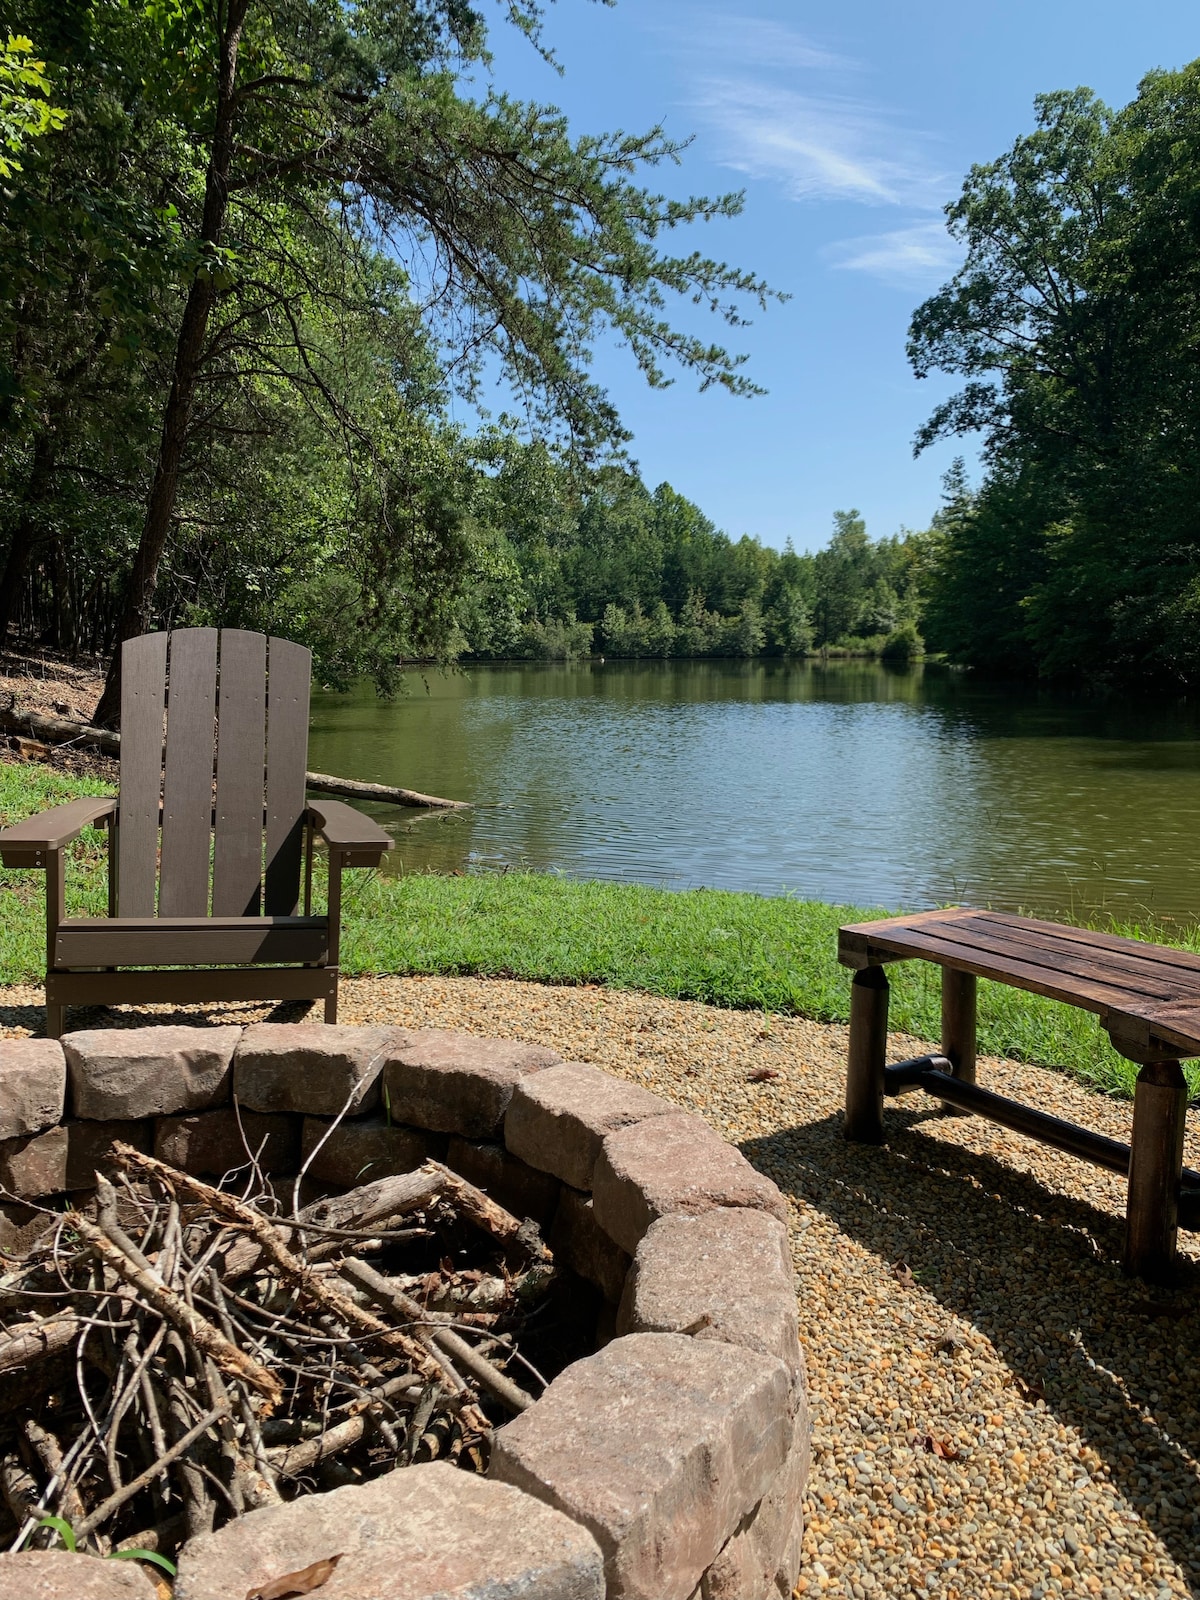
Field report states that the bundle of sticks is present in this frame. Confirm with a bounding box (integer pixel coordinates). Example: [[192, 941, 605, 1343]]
[[0, 1143, 556, 1557]]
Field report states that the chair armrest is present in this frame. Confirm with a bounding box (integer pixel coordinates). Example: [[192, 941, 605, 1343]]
[[306, 800, 392, 867], [0, 797, 117, 866]]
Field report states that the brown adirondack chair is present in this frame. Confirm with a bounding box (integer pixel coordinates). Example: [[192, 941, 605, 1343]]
[[0, 628, 391, 1037]]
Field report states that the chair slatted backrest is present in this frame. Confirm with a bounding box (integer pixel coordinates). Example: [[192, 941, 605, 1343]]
[[117, 629, 312, 917]]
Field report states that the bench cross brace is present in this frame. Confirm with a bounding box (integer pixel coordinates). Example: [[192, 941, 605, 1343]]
[[843, 959, 1198, 1283]]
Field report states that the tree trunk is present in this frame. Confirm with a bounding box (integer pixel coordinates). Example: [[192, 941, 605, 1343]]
[[93, 0, 250, 727], [0, 433, 56, 647]]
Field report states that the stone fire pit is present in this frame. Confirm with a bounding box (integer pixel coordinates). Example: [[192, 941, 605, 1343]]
[[0, 1023, 809, 1600]]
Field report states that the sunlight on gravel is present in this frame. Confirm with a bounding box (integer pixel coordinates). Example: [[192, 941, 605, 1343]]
[[2, 973, 1197, 1600]]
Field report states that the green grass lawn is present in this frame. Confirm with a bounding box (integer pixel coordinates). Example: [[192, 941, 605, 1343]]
[[3, 761, 1197, 1099]]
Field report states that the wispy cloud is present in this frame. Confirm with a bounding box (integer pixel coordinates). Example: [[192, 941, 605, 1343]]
[[660, 11, 957, 283], [686, 15, 852, 75], [825, 222, 962, 290], [692, 77, 944, 207]]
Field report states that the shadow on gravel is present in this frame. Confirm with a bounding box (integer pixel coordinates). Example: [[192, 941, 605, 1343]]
[[0, 999, 43, 1035], [740, 1106, 1200, 1593], [0, 998, 316, 1035]]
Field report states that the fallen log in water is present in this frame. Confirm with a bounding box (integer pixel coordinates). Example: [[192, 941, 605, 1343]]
[[0, 705, 469, 810], [303, 769, 468, 811]]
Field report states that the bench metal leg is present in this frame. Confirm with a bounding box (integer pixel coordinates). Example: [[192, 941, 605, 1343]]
[[845, 966, 889, 1143], [1124, 1059, 1187, 1283], [939, 968, 977, 1113]]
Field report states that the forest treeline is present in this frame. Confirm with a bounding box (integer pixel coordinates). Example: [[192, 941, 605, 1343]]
[[4, 7, 1200, 692], [457, 446, 926, 665]]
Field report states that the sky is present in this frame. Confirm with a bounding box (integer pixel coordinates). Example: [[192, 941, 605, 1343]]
[[468, 0, 1200, 553]]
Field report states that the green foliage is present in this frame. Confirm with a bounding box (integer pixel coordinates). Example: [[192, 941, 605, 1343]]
[[910, 66, 1200, 687], [518, 612, 594, 660], [0, 33, 65, 177], [0, 0, 777, 681], [461, 443, 925, 660], [26, 1514, 176, 1575], [34, 1517, 77, 1552], [764, 583, 814, 657], [107, 1550, 177, 1577], [808, 510, 926, 649], [880, 620, 925, 663]]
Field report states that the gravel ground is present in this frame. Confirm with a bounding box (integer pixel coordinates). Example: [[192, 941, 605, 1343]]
[[2, 974, 1198, 1600]]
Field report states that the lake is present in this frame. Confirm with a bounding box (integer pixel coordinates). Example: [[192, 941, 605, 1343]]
[[307, 661, 1200, 925]]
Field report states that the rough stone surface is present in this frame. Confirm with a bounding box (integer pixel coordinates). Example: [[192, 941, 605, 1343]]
[[447, 1135, 560, 1228], [0, 1199, 57, 1255], [505, 1061, 674, 1189], [700, 1518, 774, 1600], [300, 1114, 444, 1186], [233, 1024, 394, 1116], [617, 1208, 803, 1380], [490, 1332, 792, 1600], [175, 1460, 604, 1600], [382, 1028, 560, 1138], [0, 1038, 65, 1139], [155, 1108, 301, 1176], [64, 1025, 240, 1119], [549, 1184, 631, 1303], [702, 1405, 809, 1600], [758, 1404, 810, 1599], [0, 1551, 154, 1598], [592, 1111, 787, 1256], [0, 1119, 151, 1196]]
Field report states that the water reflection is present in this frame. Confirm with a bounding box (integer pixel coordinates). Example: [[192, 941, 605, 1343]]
[[307, 662, 1200, 923]]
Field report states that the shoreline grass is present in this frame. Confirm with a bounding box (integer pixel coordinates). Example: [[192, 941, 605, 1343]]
[[2, 761, 1197, 1099]]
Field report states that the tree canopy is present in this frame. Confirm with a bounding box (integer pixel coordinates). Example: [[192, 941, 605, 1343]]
[[910, 64, 1200, 687], [0, 0, 777, 717]]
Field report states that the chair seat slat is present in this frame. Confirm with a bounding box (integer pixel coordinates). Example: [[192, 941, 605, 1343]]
[[55, 916, 327, 967]]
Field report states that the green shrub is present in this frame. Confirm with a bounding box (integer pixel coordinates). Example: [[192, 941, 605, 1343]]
[[880, 620, 925, 662]]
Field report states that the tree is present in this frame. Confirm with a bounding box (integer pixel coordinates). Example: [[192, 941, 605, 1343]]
[[727, 596, 764, 657], [81, 0, 774, 721], [765, 585, 813, 656], [811, 510, 871, 645], [908, 66, 1200, 685], [676, 587, 719, 655], [0, 2, 192, 648]]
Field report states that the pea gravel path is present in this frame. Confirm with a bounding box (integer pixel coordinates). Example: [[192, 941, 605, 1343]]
[[2, 975, 1198, 1600]]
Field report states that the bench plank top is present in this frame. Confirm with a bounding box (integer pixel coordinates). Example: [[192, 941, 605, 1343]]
[[838, 908, 1200, 1062]]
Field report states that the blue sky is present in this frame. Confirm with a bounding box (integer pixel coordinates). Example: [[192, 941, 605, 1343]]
[[473, 0, 1200, 553]]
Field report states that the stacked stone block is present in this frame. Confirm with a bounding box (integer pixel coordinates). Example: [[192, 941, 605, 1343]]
[[0, 1025, 808, 1600]]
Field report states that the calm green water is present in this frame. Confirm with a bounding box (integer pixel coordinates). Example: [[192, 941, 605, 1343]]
[[307, 661, 1200, 924]]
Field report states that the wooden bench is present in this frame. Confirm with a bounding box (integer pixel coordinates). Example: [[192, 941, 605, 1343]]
[[837, 908, 1200, 1283]]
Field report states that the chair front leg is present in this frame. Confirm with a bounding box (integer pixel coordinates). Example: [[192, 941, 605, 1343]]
[[45, 847, 66, 1039], [106, 814, 118, 918], [324, 847, 345, 1024]]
